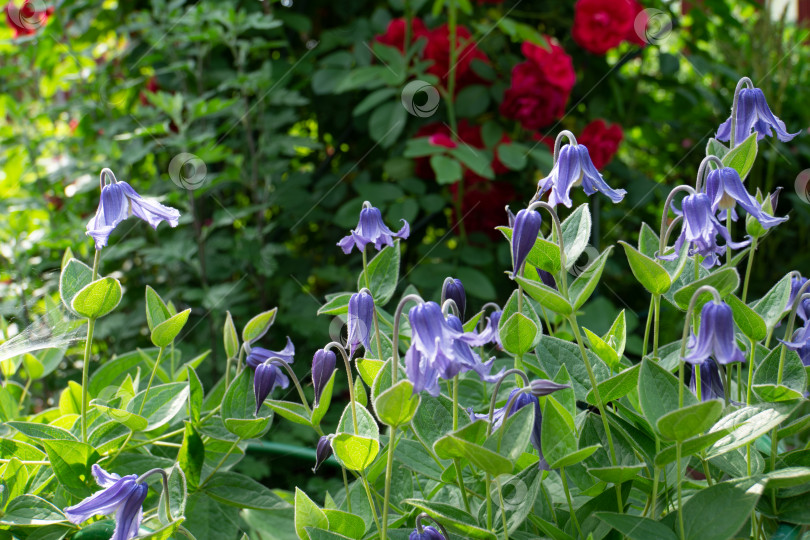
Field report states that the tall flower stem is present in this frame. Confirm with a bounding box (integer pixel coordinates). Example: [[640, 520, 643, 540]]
[[270, 358, 313, 417], [80, 249, 101, 443], [741, 237, 758, 303], [452, 374, 471, 513], [391, 294, 424, 386], [560, 467, 583, 539], [138, 346, 167, 416], [362, 249, 384, 362], [381, 427, 398, 540], [325, 342, 357, 432], [676, 442, 685, 540], [495, 477, 511, 540], [649, 438, 661, 518], [652, 294, 661, 358], [642, 297, 654, 358], [360, 470, 382, 535], [137, 468, 173, 521], [678, 286, 722, 407], [725, 213, 733, 266]]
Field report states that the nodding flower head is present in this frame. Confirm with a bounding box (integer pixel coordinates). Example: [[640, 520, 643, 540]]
[[441, 277, 467, 319], [716, 86, 799, 146], [409, 526, 446, 540], [338, 202, 409, 254], [782, 320, 810, 367], [511, 208, 543, 274], [659, 192, 749, 268], [86, 170, 180, 250], [246, 337, 295, 414], [535, 142, 626, 208], [64, 464, 149, 540], [788, 276, 810, 323], [684, 300, 745, 366], [312, 435, 333, 473], [311, 349, 336, 406], [704, 167, 787, 228], [690, 360, 726, 402], [347, 290, 375, 358]]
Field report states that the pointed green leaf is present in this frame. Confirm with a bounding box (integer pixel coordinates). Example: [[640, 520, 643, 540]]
[[71, 277, 123, 319], [151, 309, 191, 348], [242, 308, 278, 345]]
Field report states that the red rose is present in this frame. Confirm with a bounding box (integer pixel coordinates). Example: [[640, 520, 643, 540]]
[[520, 40, 576, 92], [578, 119, 623, 170], [423, 24, 489, 90], [572, 0, 635, 55], [500, 62, 567, 130], [5, 0, 53, 38], [375, 17, 428, 52], [429, 133, 457, 149]]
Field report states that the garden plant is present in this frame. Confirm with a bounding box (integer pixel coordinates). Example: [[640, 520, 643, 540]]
[[2, 1, 810, 540]]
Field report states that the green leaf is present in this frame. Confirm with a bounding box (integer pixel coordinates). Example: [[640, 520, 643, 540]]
[[721, 131, 758, 180], [294, 488, 329, 540], [178, 422, 204, 489], [654, 429, 732, 466], [569, 247, 613, 310], [151, 308, 191, 348], [312, 371, 336, 426], [672, 268, 740, 311], [0, 458, 29, 511], [412, 394, 465, 447], [242, 308, 278, 345], [357, 241, 400, 306], [356, 358, 385, 387], [587, 464, 645, 484], [317, 293, 352, 316], [403, 499, 497, 540], [541, 397, 577, 468], [205, 471, 288, 511], [71, 277, 123, 319], [331, 434, 380, 472], [482, 466, 542, 535], [323, 509, 366, 539], [619, 241, 671, 294], [596, 512, 677, 540], [753, 346, 806, 401], [368, 101, 406, 148], [533, 336, 609, 402], [60, 258, 93, 316], [374, 380, 420, 427], [682, 482, 759, 540], [0, 438, 46, 462], [638, 358, 697, 435], [499, 312, 539, 356], [127, 382, 190, 431], [0, 495, 66, 526], [223, 311, 239, 358], [496, 227, 561, 274], [450, 144, 494, 179], [354, 377, 368, 408], [145, 286, 171, 332], [41, 440, 100, 498], [430, 154, 463, 185], [707, 401, 798, 457], [604, 310, 627, 359], [7, 422, 78, 441], [188, 368, 203, 424], [706, 138, 730, 160], [753, 273, 792, 331], [656, 399, 723, 441], [222, 369, 272, 439], [266, 400, 313, 426], [497, 142, 528, 170], [484, 403, 534, 462], [585, 364, 640, 406], [157, 465, 187, 523], [515, 275, 573, 316], [434, 421, 512, 476], [561, 204, 591, 271], [726, 294, 767, 341]]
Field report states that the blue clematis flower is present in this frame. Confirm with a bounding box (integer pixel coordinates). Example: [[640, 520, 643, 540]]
[[446, 314, 502, 384], [689, 360, 726, 401], [788, 276, 810, 323], [782, 321, 810, 366], [246, 337, 295, 413], [410, 526, 445, 540], [311, 349, 336, 406], [489, 310, 503, 349], [684, 301, 745, 365], [404, 302, 497, 395], [705, 167, 787, 228], [468, 388, 548, 470], [716, 87, 799, 145], [660, 193, 749, 267], [347, 291, 375, 358], [86, 170, 180, 250], [511, 209, 543, 274], [338, 202, 409, 254], [64, 464, 148, 540], [535, 143, 626, 208], [442, 277, 467, 319]]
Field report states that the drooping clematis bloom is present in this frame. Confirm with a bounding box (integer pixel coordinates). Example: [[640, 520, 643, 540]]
[[338, 202, 409, 254], [705, 167, 788, 228], [659, 193, 749, 267], [253, 362, 277, 415], [410, 526, 446, 540], [489, 310, 503, 349], [311, 349, 336, 406], [716, 87, 799, 145], [446, 314, 502, 384], [312, 435, 333, 473], [787, 276, 810, 323], [511, 208, 543, 274], [64, 465, 149, 540], [347, 291, 374, 358], [441, 277, 467, 319], [782, 321, 810, 366], [684, 301, 745, 365], [689, 360, 726, 401], [535, 143, 627, 208], [246, 337, 295, 413], [86, 170, 181, 250]]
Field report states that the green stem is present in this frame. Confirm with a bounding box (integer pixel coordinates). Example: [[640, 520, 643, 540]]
[[360, 471, 383, 535], [362, 248, 384, 362], [80, 250, 101, 444], [326, 342, 357, 433], [695, 363, 702, 402], [725, 213, 733, 267], [746, 338, 756, 405], [495, 477, 510, 540], [642, 296, 654, 358], [700, 456, 713, 485], [138, 346, 167, 416], [736, 362, 742, 403], [201, 439, 240, 487], [381, 428, 398, 540], [452, 375, 471, 513], [342, 468, 352, 513], [485, 473, 493, 530], [742, 237, 757, 303], [653, 294, 661, 358], [649, 438, 660, 518], [676, 443, 685, 540], [560, 467, 583, 539]]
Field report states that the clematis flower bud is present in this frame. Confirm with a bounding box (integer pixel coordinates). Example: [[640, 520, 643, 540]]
[[530, 378, 571, 397], [347, 291, 375, 358], [313, 435, 333, 473], [409, 526, 445, 540], [441, 277, 466, 319], [312, 349, 336, 406], [511, 209, 543, 274], [684, 301, 745, 365]]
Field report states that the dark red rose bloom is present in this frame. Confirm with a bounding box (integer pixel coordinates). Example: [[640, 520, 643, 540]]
[[500, 62, 567, 130], [625, 0, 648, 46], [423, 24, 489, 90], [139, 76, 160, 106], [375, 17, 428, 52], [429, 133, 457, 149], [578, 119, 623, 169], [5, 0, 53, 38], [572, 0, 635, 55], [451, 175, 516, 238], [520, 40, 576, 92]]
